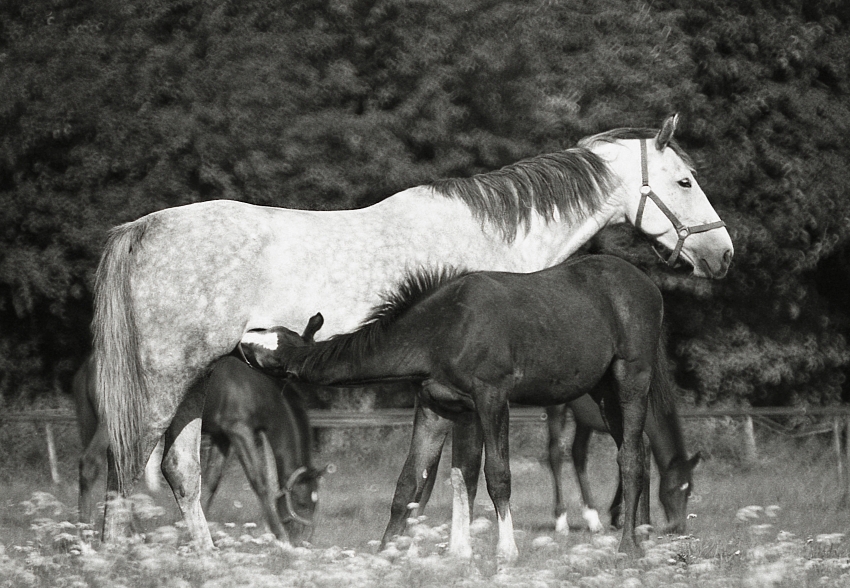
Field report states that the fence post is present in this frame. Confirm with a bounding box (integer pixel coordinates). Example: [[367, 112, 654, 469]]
[[843, 415, 850, 507], [44, 423, 61, 485], [742, 416, 758, 466]]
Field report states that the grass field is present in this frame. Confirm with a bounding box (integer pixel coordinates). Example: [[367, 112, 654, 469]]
[[1, 414, 850, 587]]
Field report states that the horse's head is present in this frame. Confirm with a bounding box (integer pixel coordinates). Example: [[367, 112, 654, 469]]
[[239, 313, 324, 373], [658, 451, 701, 535], [583, 114, 733, 279], [276, 462, 336, 545]]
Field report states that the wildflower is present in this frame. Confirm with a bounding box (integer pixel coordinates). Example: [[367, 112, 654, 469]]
[[816, 533, 845, 546], [736, 505, 764, 521], [765, 505, 781, 518]]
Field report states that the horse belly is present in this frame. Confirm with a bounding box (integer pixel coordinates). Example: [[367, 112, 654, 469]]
[[508, 345, 612, 406]]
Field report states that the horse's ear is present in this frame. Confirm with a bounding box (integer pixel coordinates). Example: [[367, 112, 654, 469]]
[[655, 113, 679, 151], [687, 451, 702, 470], [301, 313, 324, 343]]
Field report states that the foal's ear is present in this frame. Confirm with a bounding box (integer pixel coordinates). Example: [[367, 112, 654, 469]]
[[655, 113, 679, 151], [687, 451, 702, 470], [301, 313, 324, 343]]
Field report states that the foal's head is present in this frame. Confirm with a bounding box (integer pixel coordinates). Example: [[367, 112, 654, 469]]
[[240, 313, 324, 372]]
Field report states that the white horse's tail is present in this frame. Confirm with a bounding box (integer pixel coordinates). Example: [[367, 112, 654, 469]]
[[92, 220, 150, 492]]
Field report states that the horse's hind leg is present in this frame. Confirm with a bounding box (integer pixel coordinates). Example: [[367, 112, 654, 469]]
[[79, 425, 108, 525], [448, 411, 483, 559], [546, 405, 570, 534], [476, 395, 518, 564], [381, 401, 451, 549], [608, 434, 651, 529], [161, 385, 215, 550], [606, 359, 650, 556]]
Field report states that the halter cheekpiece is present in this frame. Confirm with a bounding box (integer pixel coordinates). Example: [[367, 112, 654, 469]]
[[634, 139, 726, 267]]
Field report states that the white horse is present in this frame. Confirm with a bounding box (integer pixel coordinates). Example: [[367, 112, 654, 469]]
[[93, 114, 732, 550]]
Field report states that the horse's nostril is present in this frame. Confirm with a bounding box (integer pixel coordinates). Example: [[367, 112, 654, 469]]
[[723, 249, 733, 264]]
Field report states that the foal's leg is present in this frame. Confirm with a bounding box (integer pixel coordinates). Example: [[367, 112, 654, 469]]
[[201, 435, 230, 514], [448, 411, 483, 558], [608, 435, 650, 528], [477, 398, 518, 564], [606, 359, 650, 556], [571, 420, 606, 533], [161, 386, 215, 550], [381, 402, 451, 549], [546, 405, 570, 534]]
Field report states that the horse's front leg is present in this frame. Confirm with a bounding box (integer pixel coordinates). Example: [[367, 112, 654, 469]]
[[201, 435, 231, 515], [477, 396, 517, 564], [448, 411, 483, 559], [162, 386, 215, 551], [380, 401, 451, 549]]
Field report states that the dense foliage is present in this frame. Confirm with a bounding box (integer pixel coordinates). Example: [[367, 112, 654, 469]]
[[1, 0, 849, 405]]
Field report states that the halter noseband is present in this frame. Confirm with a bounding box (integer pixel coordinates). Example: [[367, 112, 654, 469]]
[[634, 139, 726, 267], [276, 465, 315, 528]]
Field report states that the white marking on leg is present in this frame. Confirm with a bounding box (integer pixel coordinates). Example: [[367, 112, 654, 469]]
[[496, 508, 519, 563], [555, 512, 569, 535], [144, 437, 163, 492], [241, 331, 279, 350], [448, 468, 473, 559], [583, 507, 603, 533]]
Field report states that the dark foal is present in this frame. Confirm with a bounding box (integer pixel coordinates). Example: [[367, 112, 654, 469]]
[[243, 254, 670, 560], [74, 315, 327, 546]]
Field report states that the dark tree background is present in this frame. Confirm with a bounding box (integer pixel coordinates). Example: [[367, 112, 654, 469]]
[[1, 0, 849, 407]]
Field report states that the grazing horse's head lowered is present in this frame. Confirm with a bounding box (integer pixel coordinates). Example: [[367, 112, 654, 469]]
[[659, 452, 702, 535]]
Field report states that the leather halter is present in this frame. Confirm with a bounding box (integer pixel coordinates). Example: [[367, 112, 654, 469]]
[[635, 139, 726, 267]]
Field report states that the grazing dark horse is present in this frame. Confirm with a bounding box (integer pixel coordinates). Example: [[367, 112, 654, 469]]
[[546, 394, 699, 535], [74, 316, 327, 546], [93, 115, 732, 548], [243, 254, 670, 560], [411, 392, 698, 538]]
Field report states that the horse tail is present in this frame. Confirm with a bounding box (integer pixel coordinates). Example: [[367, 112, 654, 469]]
[[649, 332, 677, 417], [92, 219, 150, 492]]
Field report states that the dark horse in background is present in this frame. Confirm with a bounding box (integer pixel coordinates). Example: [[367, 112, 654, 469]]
[[410, 392, 699, 538], [74, 315, 328, 546], [545, 396, 699, 535], [243, 254, 672, 560]]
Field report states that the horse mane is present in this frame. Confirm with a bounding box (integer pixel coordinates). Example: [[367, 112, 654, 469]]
[[578, 127, 696, 170], [297, 266, 468, 376], [427, 148, 614, 242]]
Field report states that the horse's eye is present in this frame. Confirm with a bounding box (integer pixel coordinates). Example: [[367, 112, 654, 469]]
[[678, 178, 692, 188]]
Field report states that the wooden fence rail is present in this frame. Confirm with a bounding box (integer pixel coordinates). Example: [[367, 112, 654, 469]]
[[2, 406, 850, 503]]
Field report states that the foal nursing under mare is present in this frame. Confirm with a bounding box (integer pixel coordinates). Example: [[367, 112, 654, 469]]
[[92, 115, 732, 550], [244, 254, 671, 559], [75, 317, 326, 546]]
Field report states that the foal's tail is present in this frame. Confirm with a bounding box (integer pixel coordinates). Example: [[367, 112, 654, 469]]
[[92, 220, 150, 492]]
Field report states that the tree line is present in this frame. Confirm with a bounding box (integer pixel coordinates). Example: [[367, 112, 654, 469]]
[[1, 0, 849, 407]]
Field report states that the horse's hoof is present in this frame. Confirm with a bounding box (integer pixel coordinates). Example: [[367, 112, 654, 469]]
[[555, 513, 569, 535]]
